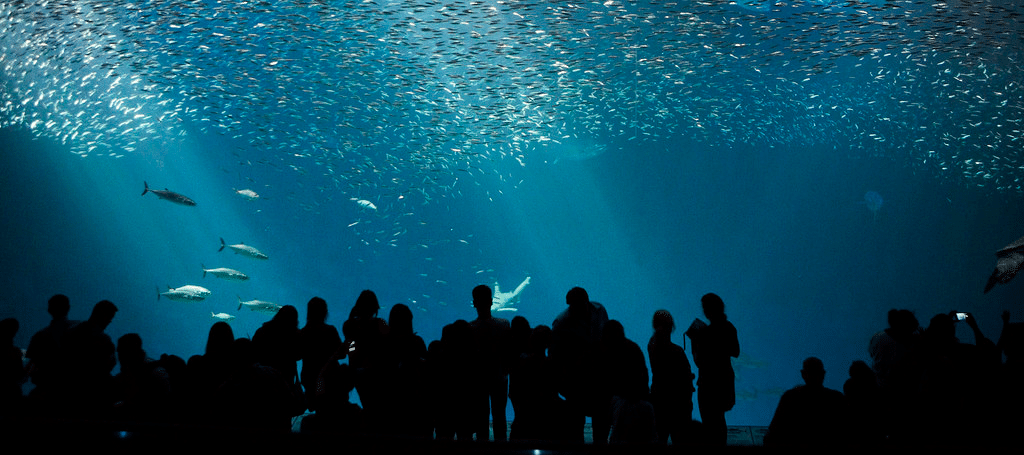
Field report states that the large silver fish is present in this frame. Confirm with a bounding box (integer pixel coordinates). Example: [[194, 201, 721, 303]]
[[211, 312, 236, 321], [202, 264, 250, 281], [237, 296, 282, 314], [234, 188, 260, 200], [142, 182, 196, 206], [159, 285, 211, 302], [219, 238, 269, 260], [984, 235, 1024, 293]]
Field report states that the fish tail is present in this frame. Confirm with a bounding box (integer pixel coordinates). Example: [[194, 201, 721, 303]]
[[202, 264, 207, 278], [984, 270, 999, 294], [219, 238, 226, 252], [237, 295, 242, 310], [142, 181, 149, 196], [156, 285, 160, 301]]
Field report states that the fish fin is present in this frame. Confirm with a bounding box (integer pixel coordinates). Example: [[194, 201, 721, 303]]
[[142, 181, 149, 196], [237, 295, 242, 310], [984, 269, 1000, 293], [219, 238, 226, 252]]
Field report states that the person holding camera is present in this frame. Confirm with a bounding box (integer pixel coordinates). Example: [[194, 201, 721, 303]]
[[685, 293, 739, 446]]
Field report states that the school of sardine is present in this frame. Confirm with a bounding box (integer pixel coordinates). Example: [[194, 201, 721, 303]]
[[2, 0, 1022, 202]]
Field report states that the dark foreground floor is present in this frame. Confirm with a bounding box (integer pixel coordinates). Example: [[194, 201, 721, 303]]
[[4, 417, 1017, 454], [2, 418, 746, 453], [287, 413, 771, 447]]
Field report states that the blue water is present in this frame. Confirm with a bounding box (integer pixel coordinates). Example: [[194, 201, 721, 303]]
[[864, 190, 883, 211], [2, 0, 1023, 427]]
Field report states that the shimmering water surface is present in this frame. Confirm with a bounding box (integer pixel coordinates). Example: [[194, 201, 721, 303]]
[[2, 0, 1023, 425]]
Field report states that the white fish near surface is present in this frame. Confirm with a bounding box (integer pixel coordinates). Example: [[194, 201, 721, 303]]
[[355, 199, 377, 211], [219, 238, 269, 260], [234, 188, 259, 200], [202, 264, 249, 281], [211, 312, 236, 321], [237, 296, 282, 314], [159, 285, 211, 302], [489, 276, 531, 312]]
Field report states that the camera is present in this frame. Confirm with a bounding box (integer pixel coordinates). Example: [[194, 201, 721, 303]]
[[687, 318, 707, 337]]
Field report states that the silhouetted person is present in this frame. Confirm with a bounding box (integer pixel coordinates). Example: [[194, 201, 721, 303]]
[[426, 339, 449, 440], [869, 309, 922, 393], [867, 308, 921, 442], [509, 324, 570, 443], [301, 359, 363, 436], [0, 318, 24, 418], [111, 333, 170, 424], [253, 304, 302, 381], [916, 312, 999, 443], [996, 311, 1024, 443], [343, 290, 389, 433], [186, 321, 235, 427], [383, 303, 430, 439], [507, 315, 531, 438], [469, 284, 512, 442], [685, 293, 738, 446], [551, 286, 609, 443], [63, 299, 118, 418], [602, 320, 656, 445], [300, 334, 362, 436], [432, 320, 478, 441], [156, 352, 188, 424], [843, 360, 883, 447], [24, 294, 76, 409], [299, 296, 341, 412], [216, 337, 301, 433], [509, 315, 531, 364], [253, 305, 304, 418], [764, 357, 847, 448], [998, 311, 1023, 370], [648, 309, 695, 446]]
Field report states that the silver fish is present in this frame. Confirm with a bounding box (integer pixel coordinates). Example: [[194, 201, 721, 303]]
[[159, 285, 211, 302], [237, 296, 282, 314], [202, 265, 250, 282], [219, 238, 269, 260], [235, 188, 260, 200], [142, 182, 196, 206], [211, 312, 236, 321]]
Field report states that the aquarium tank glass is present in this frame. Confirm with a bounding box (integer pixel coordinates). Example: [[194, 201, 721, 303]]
[[2, 0, 1023, 426]]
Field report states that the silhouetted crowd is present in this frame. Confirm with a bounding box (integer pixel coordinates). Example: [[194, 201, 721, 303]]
[[2, 289, 1022, 450], [763, 308, 1023, 449]]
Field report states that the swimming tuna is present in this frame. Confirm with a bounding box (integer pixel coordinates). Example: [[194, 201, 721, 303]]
[[219, 238, 269, 260], [159, 285, 211, 302], [202, 264, 250, 281], [237, 296, 282, 314], [142, 182, 196, 206], [234, 188, 260, 200], [211, 312, 236, 321]]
